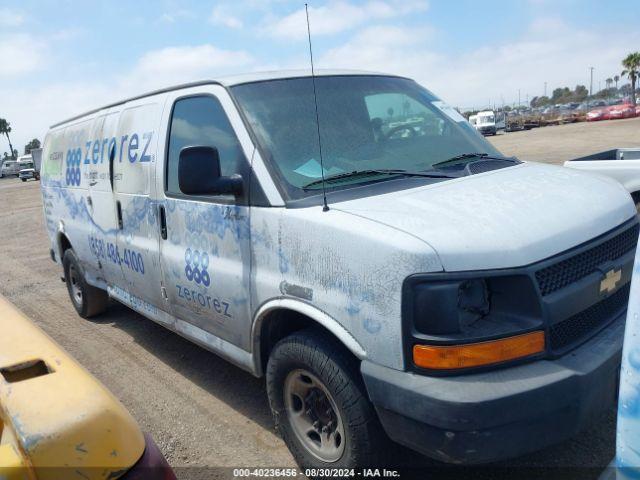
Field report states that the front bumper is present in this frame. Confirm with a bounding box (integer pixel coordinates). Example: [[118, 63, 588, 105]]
[[362, 310, 624, 464]]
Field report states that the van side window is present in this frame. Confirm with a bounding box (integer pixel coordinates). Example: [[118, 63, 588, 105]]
[[166, 95, 244, 195]]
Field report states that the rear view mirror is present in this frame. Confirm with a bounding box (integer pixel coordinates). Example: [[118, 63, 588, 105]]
[[178, 146, 243, 196]]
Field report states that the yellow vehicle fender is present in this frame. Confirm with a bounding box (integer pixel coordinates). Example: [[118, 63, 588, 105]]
[[0, 296, 145, 480]]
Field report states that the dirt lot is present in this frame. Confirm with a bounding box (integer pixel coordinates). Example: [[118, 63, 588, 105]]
[[1, 118, 638, 479], [488, 116, 640, 164]]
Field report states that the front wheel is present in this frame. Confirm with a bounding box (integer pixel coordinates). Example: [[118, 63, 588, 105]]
[[266, 329, 386, 470], [21, 178, 26, 182], [63, 249, 109, 318]]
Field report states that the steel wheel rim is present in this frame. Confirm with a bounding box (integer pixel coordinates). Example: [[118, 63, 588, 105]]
[[68, 264, 83, 305], [284, 369, 346, 463]]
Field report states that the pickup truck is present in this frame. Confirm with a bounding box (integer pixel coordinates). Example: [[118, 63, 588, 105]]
[[564, 148, 640, 206]]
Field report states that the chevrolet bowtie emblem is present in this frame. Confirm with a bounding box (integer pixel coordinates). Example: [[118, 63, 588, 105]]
[[600, 269, 622, 294]]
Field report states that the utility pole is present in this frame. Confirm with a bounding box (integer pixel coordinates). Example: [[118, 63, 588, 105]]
[[544, 82, 547, 97], [589, 67, 594, 96], [518, 89, 521, 108]]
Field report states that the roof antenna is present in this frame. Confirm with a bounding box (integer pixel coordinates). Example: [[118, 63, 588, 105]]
[[305, 3, 329, 212]]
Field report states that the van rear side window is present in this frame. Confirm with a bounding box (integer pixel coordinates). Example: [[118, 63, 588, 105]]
[[166, 95, 245, 195]]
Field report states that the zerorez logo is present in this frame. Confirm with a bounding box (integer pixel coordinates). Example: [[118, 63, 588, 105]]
[[184, 248, 211, 287], [65, 149, 82, 186]]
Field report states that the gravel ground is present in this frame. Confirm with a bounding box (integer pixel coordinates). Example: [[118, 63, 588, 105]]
[[2, 117, 637, 479], [487, 116, 640, 164]]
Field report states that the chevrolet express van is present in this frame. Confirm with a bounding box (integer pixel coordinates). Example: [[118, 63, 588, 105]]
[[41, 70, 637, 469]]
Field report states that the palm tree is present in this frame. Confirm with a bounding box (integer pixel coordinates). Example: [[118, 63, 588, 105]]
[[0, 119, 15, 159], [614, 74, 620, 90], [622, 52, 640, 105]]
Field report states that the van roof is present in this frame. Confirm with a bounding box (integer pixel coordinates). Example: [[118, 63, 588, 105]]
[[50, 69, 401, 128]]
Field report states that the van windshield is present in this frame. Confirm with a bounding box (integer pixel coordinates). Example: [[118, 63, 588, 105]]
[[232, 75, 502, 199]]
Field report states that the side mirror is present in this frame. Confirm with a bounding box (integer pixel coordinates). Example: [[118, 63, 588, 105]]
[[178, 146, 243, 196]]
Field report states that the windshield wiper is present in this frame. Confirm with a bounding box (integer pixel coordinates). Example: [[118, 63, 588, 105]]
[[301, 169, 453, 189], [432, 152, 515, 169]]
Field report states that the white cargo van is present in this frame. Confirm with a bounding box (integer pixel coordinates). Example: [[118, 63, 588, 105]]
[[41, 71, 637, 468]]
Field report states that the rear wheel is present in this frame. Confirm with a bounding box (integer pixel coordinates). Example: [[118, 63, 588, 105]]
[[266, 329, 386, 470], [63, 249, 109, 318]]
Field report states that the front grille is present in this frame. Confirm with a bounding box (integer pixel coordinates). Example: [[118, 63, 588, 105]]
[[549, 283, 630, 351], [535, 223, 639, 296]]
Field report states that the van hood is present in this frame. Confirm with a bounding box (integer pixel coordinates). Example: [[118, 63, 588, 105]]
[[333, 162, 636, 272]]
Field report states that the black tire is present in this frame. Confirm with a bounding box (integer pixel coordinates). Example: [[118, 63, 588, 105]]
[[63, 249, 109, 318], [21, 178, 26, 182], [266, 328, 386, 470]]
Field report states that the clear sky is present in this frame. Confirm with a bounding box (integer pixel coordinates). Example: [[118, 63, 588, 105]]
[[1, 0, 638, 153]]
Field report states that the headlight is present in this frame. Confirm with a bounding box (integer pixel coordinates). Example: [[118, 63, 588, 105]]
[[403, 273, 545, 373]]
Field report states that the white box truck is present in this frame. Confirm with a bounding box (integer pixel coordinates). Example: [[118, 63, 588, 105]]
[[18, 150, 42, 181]]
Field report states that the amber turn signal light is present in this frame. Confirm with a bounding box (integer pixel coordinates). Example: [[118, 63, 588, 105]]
[[413, 331, 545, 370]]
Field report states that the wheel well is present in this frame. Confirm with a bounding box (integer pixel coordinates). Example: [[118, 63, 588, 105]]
[[58, 233, 72, 259], [631, 191, 640, 205], [259, 309, 357, 375]]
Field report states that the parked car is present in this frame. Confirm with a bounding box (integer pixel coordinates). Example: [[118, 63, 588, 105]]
[[0, 160, 20, 177], [608, 103, 637, 120], [541, 106, 561, 125], [522, 110, 541, 129], [574, 102, 591, 122], [587, 107, 609, 121], [0, 294, 176, 479], [41, 70, 637, 468], [505, 111, 525, 131], [561, 105, 579, 123]]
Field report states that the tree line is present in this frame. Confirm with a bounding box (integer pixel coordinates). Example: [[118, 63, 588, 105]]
[[530, 52, 640, 108]]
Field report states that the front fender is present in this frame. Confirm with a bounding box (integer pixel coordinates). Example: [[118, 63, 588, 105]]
[[251, 297, 367, 376]]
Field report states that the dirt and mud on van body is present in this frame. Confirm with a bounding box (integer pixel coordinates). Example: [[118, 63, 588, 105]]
[[40, 70, 638, 469]]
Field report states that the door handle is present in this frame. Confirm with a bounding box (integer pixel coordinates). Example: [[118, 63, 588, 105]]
[[109, 144, 115, 189], [159, 204, 167, 240], [116, 200, 123, 230]]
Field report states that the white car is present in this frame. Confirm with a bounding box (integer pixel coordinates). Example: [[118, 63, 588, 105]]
[[41, 70, 636, 468], [564, 148, 640, 205]]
